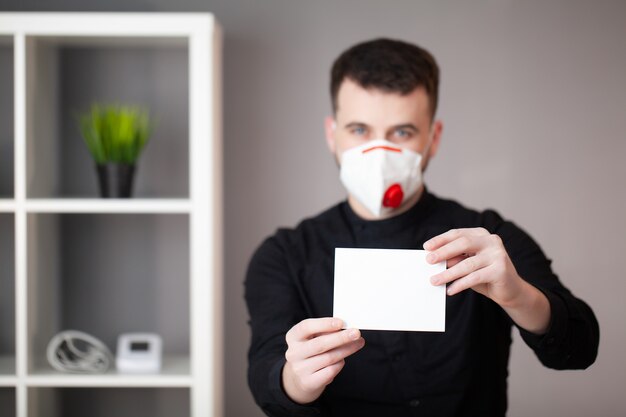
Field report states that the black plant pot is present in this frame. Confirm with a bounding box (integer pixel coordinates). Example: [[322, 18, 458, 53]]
[[96, 163, 136, 198]]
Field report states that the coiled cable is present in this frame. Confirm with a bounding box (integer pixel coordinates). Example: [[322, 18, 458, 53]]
[[46, 330, 113, 374]]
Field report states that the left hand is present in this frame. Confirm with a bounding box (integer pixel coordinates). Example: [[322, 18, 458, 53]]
[[424, 227, 526, 308]]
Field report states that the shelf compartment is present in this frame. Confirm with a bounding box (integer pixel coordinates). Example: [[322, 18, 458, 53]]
[[0, 387, 16, 416], [25, 35, 189, 199], [28, 387, 189, 417], [26, 213, 190, 378], [0, 36, 14, 198], [0, 214, 15, 375]]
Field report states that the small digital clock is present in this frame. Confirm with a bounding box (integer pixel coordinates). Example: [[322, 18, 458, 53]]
[[116, 333, 162, 373]]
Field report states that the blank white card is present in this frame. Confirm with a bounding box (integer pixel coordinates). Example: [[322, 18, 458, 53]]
[[333, 248, 447, 332]]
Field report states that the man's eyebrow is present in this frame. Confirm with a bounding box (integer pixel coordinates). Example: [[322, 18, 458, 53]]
[[390, 123, 419, 132], [343, 122, 420, 132], [344, 121, 369, 129]]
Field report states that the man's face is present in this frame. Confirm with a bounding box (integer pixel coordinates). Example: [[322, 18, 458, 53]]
[[325, 78, 442, 170]]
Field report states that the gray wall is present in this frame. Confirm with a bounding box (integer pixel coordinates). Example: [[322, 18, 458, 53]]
[[2, 1, 625, 416]]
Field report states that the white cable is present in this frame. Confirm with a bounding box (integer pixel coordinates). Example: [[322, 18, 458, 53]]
[[46, 330, 113, 374]]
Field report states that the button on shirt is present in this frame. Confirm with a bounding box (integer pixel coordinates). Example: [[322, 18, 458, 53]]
[[244, 188, 599, 417]]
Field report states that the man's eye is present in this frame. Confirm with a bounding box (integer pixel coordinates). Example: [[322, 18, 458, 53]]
[[395, 129, 411, 138], [352, 127, 367, 136]]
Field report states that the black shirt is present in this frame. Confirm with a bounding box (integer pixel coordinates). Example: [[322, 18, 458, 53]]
[[244, 188, 599, 417]]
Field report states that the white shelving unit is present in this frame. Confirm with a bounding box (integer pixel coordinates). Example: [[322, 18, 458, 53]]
[[0, 13, 223, 417]]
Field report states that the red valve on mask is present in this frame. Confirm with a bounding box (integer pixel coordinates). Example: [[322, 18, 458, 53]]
[[382, 183, 403, 208]]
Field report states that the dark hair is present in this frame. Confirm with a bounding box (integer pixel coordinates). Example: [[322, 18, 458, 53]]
[[330, 38, 440, 119]]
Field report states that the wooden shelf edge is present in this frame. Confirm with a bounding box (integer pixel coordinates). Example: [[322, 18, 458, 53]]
[[0, 378, 17, 387], [22, 199, 192, 214], [0, 199, 16, 212], [24, 376, 193, 388]]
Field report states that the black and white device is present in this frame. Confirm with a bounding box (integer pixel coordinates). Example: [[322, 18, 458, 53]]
[[116, 333, 162, 373]]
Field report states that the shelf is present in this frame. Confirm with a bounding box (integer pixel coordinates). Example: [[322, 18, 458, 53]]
[[3, 12, 222, 417], [28, 355, 191, 387], [25, 34, 189, 199], [0, 12, 215, 37], [23, 198, 192, 213], [0, 36, 13, 198], [26, 213, 190, 376], [0, 200, 16, 212], [27, 386, 189, 417]]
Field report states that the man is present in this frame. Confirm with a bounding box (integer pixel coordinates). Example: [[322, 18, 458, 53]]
[[245, 38, 599, 417]]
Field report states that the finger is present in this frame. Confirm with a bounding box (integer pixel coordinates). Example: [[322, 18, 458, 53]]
[[431, 254, 489, 286], [298, 328, 361, 360], [307, 359, 345, 389], [446, 254, 467, 269], [446, 266, 490, 296], [305, 337, 365, 373], [287, 317, 343, 343], [426, 234, 490, 264], [423, 227, 489, 251], [312, 330, 341, 338]]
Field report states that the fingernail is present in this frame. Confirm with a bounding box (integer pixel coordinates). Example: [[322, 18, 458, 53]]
[[426, 253, 436, 263], [332, 318, 343, 329], [430, 276, 439, 285], [423, 241, 432, 249], [348, 329, 359, 340]]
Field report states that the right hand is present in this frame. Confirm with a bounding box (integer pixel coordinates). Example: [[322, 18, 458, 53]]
[[282, 317, 365, 404]]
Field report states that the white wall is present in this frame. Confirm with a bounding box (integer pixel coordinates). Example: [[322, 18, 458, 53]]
[[2, 1, 624, 416]]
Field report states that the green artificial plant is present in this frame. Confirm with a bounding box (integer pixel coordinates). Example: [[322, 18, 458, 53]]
[[79, 104, 152, 165]]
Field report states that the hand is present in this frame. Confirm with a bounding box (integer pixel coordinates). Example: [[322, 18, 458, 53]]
[[282, 317, 365, 404], [424, 227, 526, 308]]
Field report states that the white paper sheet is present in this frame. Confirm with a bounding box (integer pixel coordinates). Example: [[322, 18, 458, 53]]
[[333, 248, 447, 332]]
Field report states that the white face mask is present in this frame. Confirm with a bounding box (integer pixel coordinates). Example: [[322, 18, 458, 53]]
[[339, 138, 426, 218]]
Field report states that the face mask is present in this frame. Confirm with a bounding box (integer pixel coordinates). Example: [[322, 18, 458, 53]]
[[339, 138, 426, 218]]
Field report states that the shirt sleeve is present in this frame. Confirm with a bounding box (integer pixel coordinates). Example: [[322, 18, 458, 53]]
[[481, 209, 600, 370], [244, 233, 325, 417]]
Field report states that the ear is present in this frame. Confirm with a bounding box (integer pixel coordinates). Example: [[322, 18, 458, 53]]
[[324, 115, 337, 154], [428, 119, 443, 160]]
